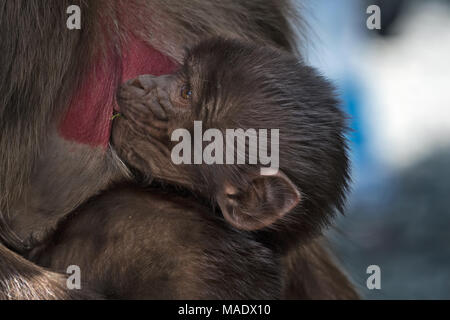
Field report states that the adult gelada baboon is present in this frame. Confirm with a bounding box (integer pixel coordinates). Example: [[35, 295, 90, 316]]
[[0, 1, 357, 299]]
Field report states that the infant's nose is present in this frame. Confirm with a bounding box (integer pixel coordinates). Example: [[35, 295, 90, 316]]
[[129, 75, 158, 91], [118, 80, 146, 101]]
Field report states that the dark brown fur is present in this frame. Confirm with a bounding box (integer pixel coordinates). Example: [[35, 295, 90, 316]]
[[34, 39, 356, 299], [282, 243, 358, 299], [30, 186, 282, 299], [30, 185, 357, 299], [113, 38, 350, 251], [0, 1, 356, 299]]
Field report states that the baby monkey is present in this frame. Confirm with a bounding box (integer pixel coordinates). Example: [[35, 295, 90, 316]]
[[112, 38, 349, 247], [32, 38, 354, 299]]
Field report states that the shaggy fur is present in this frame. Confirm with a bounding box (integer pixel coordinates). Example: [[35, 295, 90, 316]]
[[0, 1, 356, 299], [34, 38, 356, 299], [113, 38, 350, 251], [31, 186, 282, 299]]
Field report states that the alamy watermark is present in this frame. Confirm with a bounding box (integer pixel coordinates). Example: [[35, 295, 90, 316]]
[[66, 5, 81, 30], [171, 121, 279, 175], [367, 5, 381, 30], [66, 265, 81, 290], [366, 265, 381, 290]]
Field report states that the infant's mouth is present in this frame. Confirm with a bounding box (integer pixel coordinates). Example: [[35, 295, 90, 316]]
[[112, 100, 123, 120], [111, 111, 122, 120]]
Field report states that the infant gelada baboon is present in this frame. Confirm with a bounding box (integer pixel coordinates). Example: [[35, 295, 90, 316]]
[[31, 38, 356, 299]]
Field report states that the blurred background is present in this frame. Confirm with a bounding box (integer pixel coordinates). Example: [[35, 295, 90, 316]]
[[299, 0, 450, 299]]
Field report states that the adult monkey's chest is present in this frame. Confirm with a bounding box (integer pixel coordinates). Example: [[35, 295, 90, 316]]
[[59, 32, 177, 148]]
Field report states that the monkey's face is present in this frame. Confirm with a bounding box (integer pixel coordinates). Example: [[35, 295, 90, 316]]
[[112, 38, 349, 234], [113, 40, 274, 172], [112, 41, 261, 187], [112, 40, 303, 231], [112, 72, 194, 187]]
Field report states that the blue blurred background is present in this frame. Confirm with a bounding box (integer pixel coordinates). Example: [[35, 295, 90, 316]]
[[299, 0, 450, 299]]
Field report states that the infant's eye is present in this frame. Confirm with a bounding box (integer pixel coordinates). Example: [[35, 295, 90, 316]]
[[180, 85, 192, 100]]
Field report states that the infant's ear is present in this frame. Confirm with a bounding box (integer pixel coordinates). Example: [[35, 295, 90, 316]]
[[216, 170, 300, 231]]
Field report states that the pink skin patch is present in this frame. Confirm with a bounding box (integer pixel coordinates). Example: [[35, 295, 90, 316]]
[[59, 35, 177, 148]]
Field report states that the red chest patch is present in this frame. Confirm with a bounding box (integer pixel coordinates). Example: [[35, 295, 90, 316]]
[[59, 35, 177, 148]]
